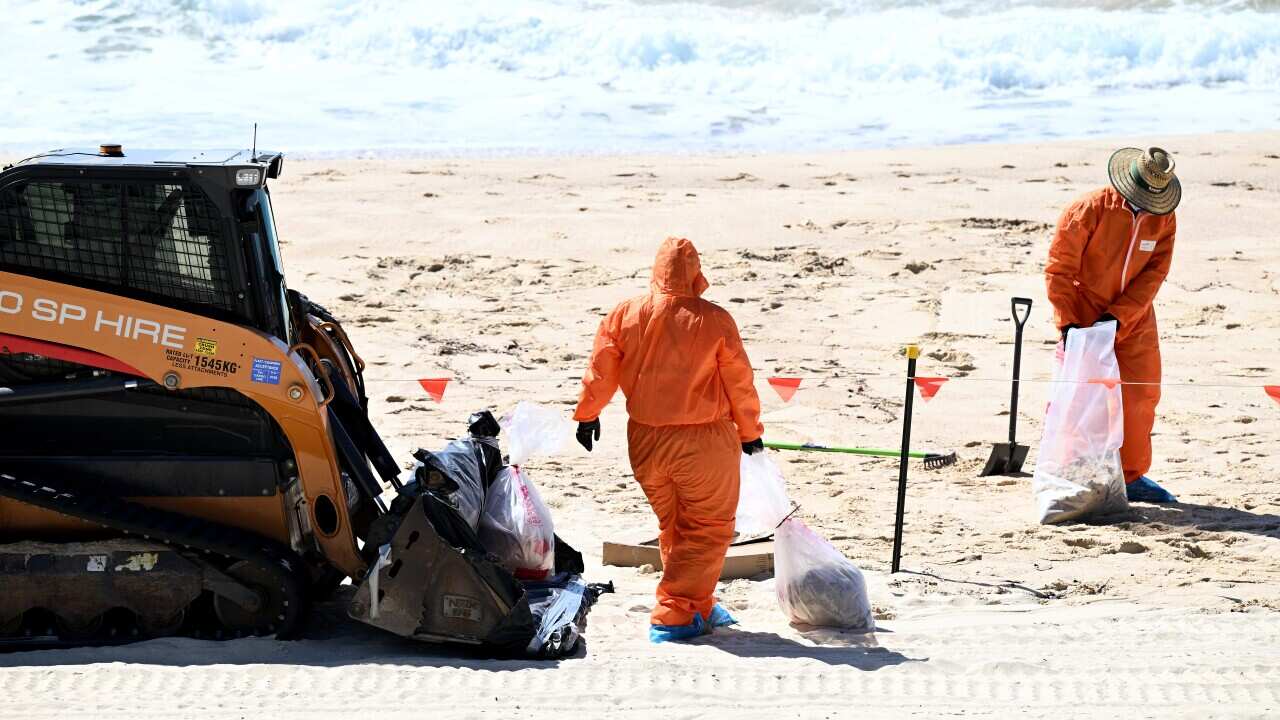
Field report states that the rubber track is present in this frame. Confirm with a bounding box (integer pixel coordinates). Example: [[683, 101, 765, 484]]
[[0, 472, 307, 640]]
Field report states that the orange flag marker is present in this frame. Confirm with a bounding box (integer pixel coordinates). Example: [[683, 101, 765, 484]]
[[913, 377, 948, 401], [418, 378, 451, 402], [1266, 385, 1280, 407], [768, 377, 802, 403]]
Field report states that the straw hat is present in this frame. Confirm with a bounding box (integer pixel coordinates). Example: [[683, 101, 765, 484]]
[[1108, 146, 1181, 215]]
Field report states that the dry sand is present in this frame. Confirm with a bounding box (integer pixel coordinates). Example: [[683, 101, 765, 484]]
[[3, 133, 1279, 718]]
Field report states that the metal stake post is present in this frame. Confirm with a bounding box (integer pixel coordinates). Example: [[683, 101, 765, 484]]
[[891, 345, 919, 574]]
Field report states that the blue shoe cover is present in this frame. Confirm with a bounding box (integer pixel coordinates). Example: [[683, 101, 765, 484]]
[[649, 614, 706, 644], [707, 604, 738, 628], [1126, 476, 1177, 504]]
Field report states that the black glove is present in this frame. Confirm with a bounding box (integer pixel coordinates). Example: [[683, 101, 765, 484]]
[[576, 419, 601, 452], [1095, 313, 1119, 327], [742, 437, 764, 455], [1060, 324, 1080, 342]]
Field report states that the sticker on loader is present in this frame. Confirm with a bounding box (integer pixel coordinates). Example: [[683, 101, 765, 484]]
[[251, 357, 282, 385], [166, 348, 240, 378], [115, 553, 159, 572], [442, 594, 483, 622], [194, 337, 219, 356]]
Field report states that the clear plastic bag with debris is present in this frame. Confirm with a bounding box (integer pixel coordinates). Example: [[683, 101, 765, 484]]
[[479, 465, 556, 581], [472, 403, 572, 578], [735, 451, 792, 538], [774, 517, 875, 631], [1032, 321, 1129, 524]]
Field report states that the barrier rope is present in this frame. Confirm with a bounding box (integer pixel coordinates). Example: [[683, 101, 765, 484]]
[[360, 371, 1280, 389], [354, 374, 1278, 391]]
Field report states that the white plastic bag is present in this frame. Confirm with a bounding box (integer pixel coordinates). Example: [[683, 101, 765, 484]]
[[1032, 321, 1129, 524], [735, 451, 792, 538], [774, 518, 875, 631], [479, 466, 556, 580], [501, 402, 575, 465]]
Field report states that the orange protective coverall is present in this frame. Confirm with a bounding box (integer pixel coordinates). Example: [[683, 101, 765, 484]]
[[1045, 187, 1176, 483], [575, 237, 763, 627]]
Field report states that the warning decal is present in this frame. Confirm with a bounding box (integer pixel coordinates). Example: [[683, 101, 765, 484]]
[[251, 357, 283, 385]]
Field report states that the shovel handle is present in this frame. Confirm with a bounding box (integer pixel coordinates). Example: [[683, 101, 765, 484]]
[[1011, 297, 1032, 328], [1008, 297, 1032, 445]]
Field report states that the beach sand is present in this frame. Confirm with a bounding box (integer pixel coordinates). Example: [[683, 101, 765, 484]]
[[2, 132, 1278, 718]]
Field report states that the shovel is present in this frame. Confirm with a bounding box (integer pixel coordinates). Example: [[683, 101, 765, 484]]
[[980, 297, 1032, 476]]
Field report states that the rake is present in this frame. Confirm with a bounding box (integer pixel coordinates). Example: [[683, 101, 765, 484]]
[[764, 441, 957, 469]]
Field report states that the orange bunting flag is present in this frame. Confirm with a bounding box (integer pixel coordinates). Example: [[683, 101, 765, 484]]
[[913, 377, 948, 401], [418, 378, 451, 402], [1088, 378, 1122, 389], [768, 377, 803, 403], [1266, 385, 1280, 407]]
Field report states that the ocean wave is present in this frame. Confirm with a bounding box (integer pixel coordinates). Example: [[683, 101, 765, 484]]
[[3, 0, 1279, 152], [188, 0, 1280, 91]]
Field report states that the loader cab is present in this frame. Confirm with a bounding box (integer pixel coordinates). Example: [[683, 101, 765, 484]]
[[0, 147, 293, 343]]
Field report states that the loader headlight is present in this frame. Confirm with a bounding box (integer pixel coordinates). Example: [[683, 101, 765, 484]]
[[235, 168, 262, 186]]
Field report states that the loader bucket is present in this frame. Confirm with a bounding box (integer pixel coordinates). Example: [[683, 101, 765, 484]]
[[350, 489, 604, 657]]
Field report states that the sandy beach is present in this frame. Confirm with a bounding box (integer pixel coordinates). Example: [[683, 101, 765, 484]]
[[1, 132, 1278, 718]]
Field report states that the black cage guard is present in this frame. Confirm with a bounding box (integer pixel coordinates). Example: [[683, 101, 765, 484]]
[[0, 179, 242, 315]]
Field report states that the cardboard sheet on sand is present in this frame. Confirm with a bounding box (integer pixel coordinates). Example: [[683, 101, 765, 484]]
[[602, 531, 774, 580]]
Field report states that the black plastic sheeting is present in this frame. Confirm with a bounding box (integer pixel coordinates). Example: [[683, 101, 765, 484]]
[[365, 484, 610, 658], [361, 410, 612, 659], [411, 410, 505, 531]]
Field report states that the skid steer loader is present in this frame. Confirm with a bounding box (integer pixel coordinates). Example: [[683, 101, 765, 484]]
[[0, 146, 601, 654]]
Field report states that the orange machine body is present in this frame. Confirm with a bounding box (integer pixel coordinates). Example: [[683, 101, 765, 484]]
[[0, 270, 366, 577]]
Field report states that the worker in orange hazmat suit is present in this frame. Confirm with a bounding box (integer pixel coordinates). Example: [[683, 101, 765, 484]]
[[1045, 147, 1180, 504], [574, 236, 764, 643]]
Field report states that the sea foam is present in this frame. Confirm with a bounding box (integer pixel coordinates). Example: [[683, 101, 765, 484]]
[[3, 0, 1278, 154]]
